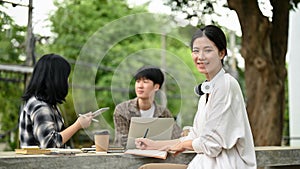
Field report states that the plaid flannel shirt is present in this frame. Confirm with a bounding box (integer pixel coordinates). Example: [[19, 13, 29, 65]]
[[19, 97, 65, 148]]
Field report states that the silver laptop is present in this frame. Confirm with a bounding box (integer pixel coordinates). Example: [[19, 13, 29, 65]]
[[126, 117, 175, 149]]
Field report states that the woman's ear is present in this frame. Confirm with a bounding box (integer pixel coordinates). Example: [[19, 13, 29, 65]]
[[219, 49, 226, 60]]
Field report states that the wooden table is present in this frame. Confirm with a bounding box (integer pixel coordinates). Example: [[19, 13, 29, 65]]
[[1, 146, 300, 169]]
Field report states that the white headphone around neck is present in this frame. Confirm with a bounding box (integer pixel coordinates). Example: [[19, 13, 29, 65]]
[[194, 81, 212, 96]]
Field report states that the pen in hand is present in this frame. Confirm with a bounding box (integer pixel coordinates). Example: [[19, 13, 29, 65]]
[[143, 128, 149, 138], [140, 128, 149, 147]]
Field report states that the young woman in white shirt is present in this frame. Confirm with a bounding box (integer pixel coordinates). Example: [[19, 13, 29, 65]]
[[136, 25, 257, 169]]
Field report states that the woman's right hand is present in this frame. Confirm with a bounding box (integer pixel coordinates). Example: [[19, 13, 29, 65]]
[[77, 112, 93, 129], [135, 138, 156, 150]]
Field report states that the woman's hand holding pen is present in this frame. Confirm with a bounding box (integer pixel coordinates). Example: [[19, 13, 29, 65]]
[[77, 112, 93, 129], [135, 128, 184, 151], [135, 138, 156, 150]]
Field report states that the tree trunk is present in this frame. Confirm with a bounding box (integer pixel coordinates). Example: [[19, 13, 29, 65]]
[[228, 0, 289, 146]]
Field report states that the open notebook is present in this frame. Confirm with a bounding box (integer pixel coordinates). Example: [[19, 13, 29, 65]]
[[125, 149, 167, 159], [126, 117, 175, 149], [124, 149, 197, 160]]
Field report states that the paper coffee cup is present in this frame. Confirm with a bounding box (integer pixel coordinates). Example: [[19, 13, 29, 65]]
[[94, 130, 110, 152]]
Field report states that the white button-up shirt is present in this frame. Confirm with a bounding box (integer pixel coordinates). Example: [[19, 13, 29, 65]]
[[181, 69, 257, 169]]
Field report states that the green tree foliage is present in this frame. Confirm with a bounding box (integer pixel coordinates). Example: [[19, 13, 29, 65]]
[[0, 9, 27, 150], [0, 10, 26, 63], [49, 0, 145, 60]]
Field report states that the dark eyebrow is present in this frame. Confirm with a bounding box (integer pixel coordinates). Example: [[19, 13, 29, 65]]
[[192, 46, 213, 50], [203, 45, 213, 49]]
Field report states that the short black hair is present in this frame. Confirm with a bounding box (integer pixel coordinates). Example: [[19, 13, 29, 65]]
[[190, 25, 227, 64], [134, 66, 164, 89], [22, 54, 71, 105]]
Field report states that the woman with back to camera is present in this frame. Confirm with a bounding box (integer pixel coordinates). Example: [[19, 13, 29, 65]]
[[136, 25, 257, 169], [19, 53, 93, 148]]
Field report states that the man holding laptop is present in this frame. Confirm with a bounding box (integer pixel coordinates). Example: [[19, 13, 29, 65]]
[[113, 66, 182, 148]]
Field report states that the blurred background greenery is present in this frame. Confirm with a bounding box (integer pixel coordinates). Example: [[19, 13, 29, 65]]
[[0, 0, 291, 150]]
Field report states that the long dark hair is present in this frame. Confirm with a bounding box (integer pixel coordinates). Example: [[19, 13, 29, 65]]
[[22, 54, 71, 105], [190, 25, 227, 64]]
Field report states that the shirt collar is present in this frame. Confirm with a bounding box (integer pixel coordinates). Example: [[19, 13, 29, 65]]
[[208, 68, 225, 92], [210, 68, 225, 84]]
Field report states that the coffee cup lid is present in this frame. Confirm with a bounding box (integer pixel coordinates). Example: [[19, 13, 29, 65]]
[[183, 126, 192, 130], [94, 130, 110, 135]]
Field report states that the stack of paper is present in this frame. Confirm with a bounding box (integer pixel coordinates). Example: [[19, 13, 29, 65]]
[[15, 146, 51, 155]]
